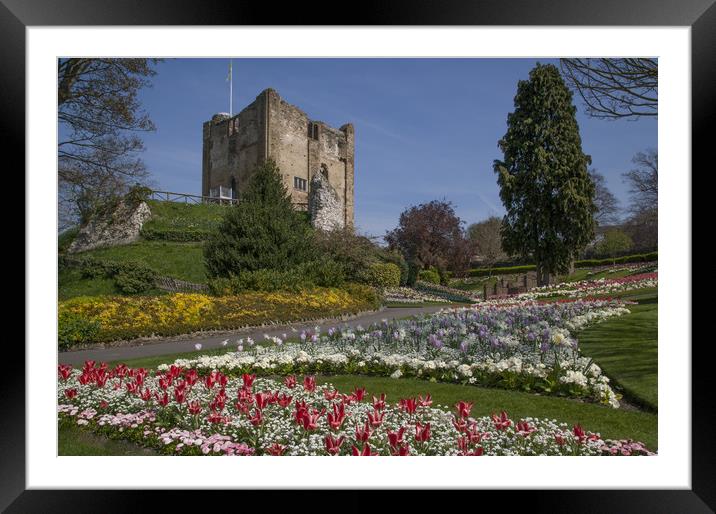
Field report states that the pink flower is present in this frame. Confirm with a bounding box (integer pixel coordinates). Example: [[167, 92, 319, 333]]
[[324, 435, 345, 455], [455, 401, 474, 419]]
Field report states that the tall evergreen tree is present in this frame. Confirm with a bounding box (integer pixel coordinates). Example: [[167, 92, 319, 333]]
[[493, 63, 597, 285], [203, 159, 316, 278]]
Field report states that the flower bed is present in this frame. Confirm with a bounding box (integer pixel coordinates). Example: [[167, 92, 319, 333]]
[[383, 287, 450, 304], [414, 281, 482, 303], [58, 285, 379, 347], [515, 273, 657, 301], [58, 362, 653, 456], [164, 299, 629, 408]]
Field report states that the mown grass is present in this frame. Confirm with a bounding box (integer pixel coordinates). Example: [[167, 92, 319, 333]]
[[58, 268, 168, 301], [143, 199, 226, 233], [59, 421, 156, 456], [577, 293, 658, 411], [82, 241, 207, 283]]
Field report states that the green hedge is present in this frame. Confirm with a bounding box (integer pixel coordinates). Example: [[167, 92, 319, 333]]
[[358, 262, 401, 288], [59, 255, 159, 294], [140, 226, 214, 242], [469, 252, 658, 277], [418, 268, 441, 284]]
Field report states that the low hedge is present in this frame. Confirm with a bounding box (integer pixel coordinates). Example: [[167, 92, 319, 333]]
[[59, 255, 159, 294], [418, 268, 441, 284], [140, 226, 214, 242], [358, 262, 401, 288], [469, 252, 658, 277], [58, 285, 380, 347]]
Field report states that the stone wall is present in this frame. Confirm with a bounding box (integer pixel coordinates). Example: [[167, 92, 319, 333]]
[[68, 201, 152, 253], [202, 88, 355, 227], [308, 171, 344, 231]]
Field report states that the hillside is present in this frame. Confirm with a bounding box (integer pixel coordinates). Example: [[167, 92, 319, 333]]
[[59, 200, 227, 299]]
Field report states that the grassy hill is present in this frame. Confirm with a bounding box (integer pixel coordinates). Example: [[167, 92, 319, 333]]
[[59, 200, 228, 299]]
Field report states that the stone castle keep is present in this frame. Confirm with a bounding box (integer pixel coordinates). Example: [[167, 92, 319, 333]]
[[202, 88, 355, 228]]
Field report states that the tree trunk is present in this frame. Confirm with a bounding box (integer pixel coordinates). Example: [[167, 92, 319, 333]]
[[537, 264, 551, 286]]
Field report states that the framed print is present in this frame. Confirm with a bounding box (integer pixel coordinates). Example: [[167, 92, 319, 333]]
[[4, 0, 711, 510]]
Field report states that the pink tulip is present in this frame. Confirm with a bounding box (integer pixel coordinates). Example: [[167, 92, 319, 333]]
[[303, 375, 316, 392], [284, 375, 297, 389]]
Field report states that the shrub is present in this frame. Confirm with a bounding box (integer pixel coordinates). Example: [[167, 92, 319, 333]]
[[359, 262, 401, 288], [377, 250, 409, 286], [58, 311, 100, 349], [114, 266, 157, 294], [418, 268, 441, 284], [204, 160, 317, 278], [406, 260, 419, 287], [58, 227, 79, 254], [312, 228, 378, 283]]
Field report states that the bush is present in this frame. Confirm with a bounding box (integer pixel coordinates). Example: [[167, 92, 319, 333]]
[[58, 311, 100, 349], [204, 160, 317, 278], [359, 262, 401, 288], [418, 268, 441, 284], [377, 250, 409, 286], [406, 260, 419, 287], [313, 228, 378, 283], [58, 227, 79, 254], [575, 251, 658, 267], [114, 266, 157, 294]]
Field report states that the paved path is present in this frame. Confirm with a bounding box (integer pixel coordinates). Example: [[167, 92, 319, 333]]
[[58, 305, 448, 366]]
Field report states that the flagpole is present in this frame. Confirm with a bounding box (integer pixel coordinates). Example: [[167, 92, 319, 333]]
[[229, 59, 233, 116]]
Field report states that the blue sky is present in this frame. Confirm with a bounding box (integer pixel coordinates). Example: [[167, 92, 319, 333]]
[[138, 58, 657, 238]]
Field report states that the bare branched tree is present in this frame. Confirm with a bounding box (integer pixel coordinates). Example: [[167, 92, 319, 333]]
[[560, 58, 657, 119], [58, 58, 161, 229], [622, 149, 658, 250], [589, 168, 621, 226]]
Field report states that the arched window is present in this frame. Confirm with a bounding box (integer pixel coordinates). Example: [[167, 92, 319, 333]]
[[230, 176, 237, 199]]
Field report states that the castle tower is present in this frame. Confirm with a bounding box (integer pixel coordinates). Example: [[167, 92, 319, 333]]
[[202, 88, 355, 227]]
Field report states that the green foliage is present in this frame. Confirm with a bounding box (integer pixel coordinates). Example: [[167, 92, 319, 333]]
[[494, 63, 597, 282], [203, 160, 317, 278], [207, 258, 347, 295], [312, 228, 377, 283], [418, 268, 441, 284], [60, 255, 158, 295], [376, 250, 409, 286], [140, 200, 226, 241], [595, 229, 634, 258], [125, 185, 153, 207], [406, 260, 419, 287], [58, 311, 100, 349], [58, 227, 79, 254], [470, 264, 537, 277], [576, 252, 657, 267], [358, 262, 401, 288], [114, 266, 157, 294]]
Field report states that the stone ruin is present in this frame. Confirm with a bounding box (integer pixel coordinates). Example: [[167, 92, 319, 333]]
[[308, 169, 345, 231], [68, 199, 152, 253]]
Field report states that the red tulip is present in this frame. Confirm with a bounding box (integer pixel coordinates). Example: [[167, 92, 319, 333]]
[[327, 403, 346, 430], [324, 434, 345, 455], [351, 444, 378, 456], [452, 416, 468, 433], [173, 387, 186, 404], [242, 373, 256, 389], [573, 424, 586, 443], [323, 389, 339, 401], [284, 375, 297, 389], [455, 401, 474, 419], [155, 391, 169, 407], [158, 375, 172, 390], [516, 420, 535, 437], [234, 400, 250, 415], [126, 381, 139, 395], [399, 398, 418, 414], [352, 387, 366, 401], [277, 393, 293, 408], [99, 400, 109, 410], [366, 409, 385, 428], [355, 421, 372, 443], [114, 363, 128, 378], [207, 411, 227, 424], [266, 443, 285, 456], [491, 411, 512, 431], [555, 434, 566, 446], [391, 444, 410, 456], [184, 369, 198, 386], [64, 388, 77, 400], [255, 392, 271, 410], [82, 360, 96, 372], [249, 408, 263, 427], [303, 375, 316, 392], [188, 400, 202, 415], [387, 427, 406, 449], [140, 388, 152, 402], [418, 394, 432, 407], [372, 393, 386, 411], [169, 364, 183, 379], [414, 422, 431, 442], [58, 364, 73, 381], [465, 446, 484, 456], [298, 408, 325, 431]]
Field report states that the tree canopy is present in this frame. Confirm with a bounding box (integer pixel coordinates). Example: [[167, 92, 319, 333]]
[[467, 216, 507, 269], [58, 58, 160, 228], [494, 63, 597, 285]]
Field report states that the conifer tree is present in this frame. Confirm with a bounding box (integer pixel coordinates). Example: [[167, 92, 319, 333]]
[[203, 159, 316, 277], [493, 63, 597, 285]]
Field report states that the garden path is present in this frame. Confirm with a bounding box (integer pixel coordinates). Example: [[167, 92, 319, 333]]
[[57, 304, 448, 366]]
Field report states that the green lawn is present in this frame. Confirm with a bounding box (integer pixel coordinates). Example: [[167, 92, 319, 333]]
[[577, 293, 658, 411], [143, 199, 226, 234], [59, 268, 120, 300], [58, 287, 660, 455], [59, 421, 157, 455], [81, 240, 207, 283]]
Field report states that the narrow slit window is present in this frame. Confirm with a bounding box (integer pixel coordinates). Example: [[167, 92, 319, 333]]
[[294, 177, 307, 191]]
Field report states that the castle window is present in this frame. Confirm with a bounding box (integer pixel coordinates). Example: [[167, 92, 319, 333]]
[[308, 122, 319, 140], [294, 177, 307, 191]]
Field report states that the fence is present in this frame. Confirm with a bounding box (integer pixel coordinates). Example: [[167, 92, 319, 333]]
[[154, 276, 209, 293], [148, 190, 238, 205]]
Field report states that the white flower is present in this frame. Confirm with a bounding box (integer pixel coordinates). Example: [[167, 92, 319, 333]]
[[194, 343, 202, 351]]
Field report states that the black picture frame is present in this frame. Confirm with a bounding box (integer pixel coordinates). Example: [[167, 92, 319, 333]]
[[4, 0, 709, 510]]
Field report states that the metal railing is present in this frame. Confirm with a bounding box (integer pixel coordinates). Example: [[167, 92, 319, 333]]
[[148, 190, 239, 205]]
